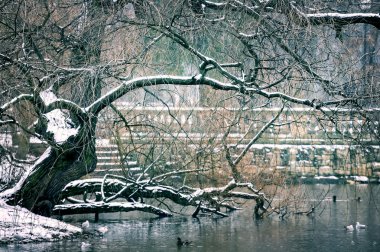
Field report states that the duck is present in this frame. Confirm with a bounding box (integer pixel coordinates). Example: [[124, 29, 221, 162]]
[[97, 226, 108, 235], [344, 225, 354, 231], [177, 237, 192, 246], [356, 222, 366, 229], [81, 241, 91, 249], [81, 220, 90, 232]]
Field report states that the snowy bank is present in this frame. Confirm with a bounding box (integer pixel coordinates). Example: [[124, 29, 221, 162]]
[[0, 200, 82, 244]]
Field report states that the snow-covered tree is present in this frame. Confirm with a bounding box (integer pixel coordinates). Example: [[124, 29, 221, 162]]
[[0, 0, 379, 216]]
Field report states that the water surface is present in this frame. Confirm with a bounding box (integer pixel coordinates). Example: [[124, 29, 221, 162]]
[[1, 184, 380, 251]]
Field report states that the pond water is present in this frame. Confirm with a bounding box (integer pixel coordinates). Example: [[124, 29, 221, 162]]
[[1, 184, 380, 252]]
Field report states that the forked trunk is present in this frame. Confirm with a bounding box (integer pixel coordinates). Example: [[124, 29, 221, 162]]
[[1, 131, 97, 216]]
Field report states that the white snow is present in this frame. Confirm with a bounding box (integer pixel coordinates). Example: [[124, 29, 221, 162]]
[[0, 158, 28, 185], [39, 89, 57, 106], [0, 133, 12, 146], [44, 109, 79, 143], [235, 143, 379, 150], [193, 74, 202, 81], [95, 139, 110, 147], [112, 105, 380, 114], [351, 176, 369, 182], [306, 13, 380, 19], [314, 175, 339, 180], [0, 199, 81, 243], [0, 148, 52, 200], [29, 137, 44, 144], [62, 178, 127, 191]]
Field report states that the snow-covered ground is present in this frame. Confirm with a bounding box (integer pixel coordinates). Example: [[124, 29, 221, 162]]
[[0, 200, 82, 244]]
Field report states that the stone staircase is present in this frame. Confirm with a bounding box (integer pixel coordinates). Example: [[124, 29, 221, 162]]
[[93, 139, 142, 178]]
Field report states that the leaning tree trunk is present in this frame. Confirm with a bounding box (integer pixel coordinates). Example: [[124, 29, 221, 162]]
[[1, 2, 112, 215], [0, 125, 97, 216]]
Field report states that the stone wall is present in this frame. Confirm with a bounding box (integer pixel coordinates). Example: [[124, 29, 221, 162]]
[[98, 106, 380, 178], [233, 144, 380, 178]]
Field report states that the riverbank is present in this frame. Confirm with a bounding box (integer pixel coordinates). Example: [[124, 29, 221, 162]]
[[0, 200, 82, 244], [295, 175, 379, 184]]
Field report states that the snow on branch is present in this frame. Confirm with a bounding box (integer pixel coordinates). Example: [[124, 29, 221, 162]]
[[86, 75, 235, 114], [36, 88, 84, 144], [0, 148, 53, 203], [44, 109, 80, 143], [304, 13, 380, 29], [0, 94, 34, 114], [39, 88, 86, 116], [53, 201, 173, 217], [204, 0, 380, 29], [58, 178, 262, 217], [86, 74, 370, 116]]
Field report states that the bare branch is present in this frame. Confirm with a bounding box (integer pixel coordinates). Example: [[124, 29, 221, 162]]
[[0, 94, 34, 114], [233, 105, 284, 166]]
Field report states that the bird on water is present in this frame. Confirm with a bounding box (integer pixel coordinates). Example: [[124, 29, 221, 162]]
[[82, 220, 90, 230], [356, 222, 366, 229], [344, 225, 354, 231], [177, 237, 192, 246]]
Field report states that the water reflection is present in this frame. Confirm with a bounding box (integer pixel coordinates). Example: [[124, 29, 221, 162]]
[[1, 184, 380, 251]]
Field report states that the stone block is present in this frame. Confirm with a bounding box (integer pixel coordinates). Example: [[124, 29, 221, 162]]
[[319, 166, 333, 175]]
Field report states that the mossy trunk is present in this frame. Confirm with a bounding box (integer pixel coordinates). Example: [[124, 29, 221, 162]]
[[2, 131, 97, 216]]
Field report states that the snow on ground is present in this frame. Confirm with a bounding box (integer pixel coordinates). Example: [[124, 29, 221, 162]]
[[0, 200, 82, 244]]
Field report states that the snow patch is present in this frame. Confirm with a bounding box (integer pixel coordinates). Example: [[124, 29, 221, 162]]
[[351, 176, 369, 182], [193, 74, 202, 81], [314, 175, 339, 180], [44, 109, 79, 143], [0, 200, 81, 243], [39, 89, 57, 106], [306, 13, 380, 19]]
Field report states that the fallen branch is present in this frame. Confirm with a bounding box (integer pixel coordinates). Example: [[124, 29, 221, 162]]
[[53, 201, 173, 217], [59, 178, 263, 217]]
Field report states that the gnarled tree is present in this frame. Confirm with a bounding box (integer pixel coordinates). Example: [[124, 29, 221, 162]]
[[0, 0, 379, 216]]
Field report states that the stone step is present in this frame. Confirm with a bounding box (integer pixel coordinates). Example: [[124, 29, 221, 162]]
[[96, 156, 135, 162], [97, 156, 120, 162], [96, 161, 139, 169], [96, 150, 120, 157], [92, 168, 144, 178], [94, 139, 141, 178]]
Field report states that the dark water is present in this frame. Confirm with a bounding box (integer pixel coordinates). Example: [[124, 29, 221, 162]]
[[1, 184, 380, 252]]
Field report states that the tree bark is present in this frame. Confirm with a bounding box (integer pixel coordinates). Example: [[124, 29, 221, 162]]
[[1, 132, 97, 216]]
